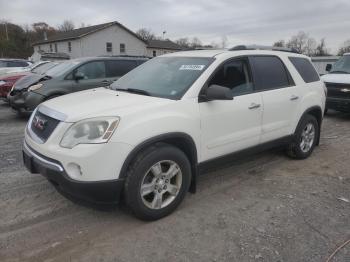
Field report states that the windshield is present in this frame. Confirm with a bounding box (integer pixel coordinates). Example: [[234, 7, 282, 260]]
[[45, 60, 79, 77], [330, 55, 350, 74], [110, 57, 213, 99], [32, 62, 59, 74]]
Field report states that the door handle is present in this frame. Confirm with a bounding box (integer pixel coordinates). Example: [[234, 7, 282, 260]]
[[290, 95, 299, 101], [248, 103, 261, 110]]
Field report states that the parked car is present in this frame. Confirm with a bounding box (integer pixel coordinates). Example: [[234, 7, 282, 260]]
[[0, 61, 57, 100], [321, 53, 350, 113], [0, 59, 33, 76], [23, 47, 326, 220], [8, 56, 148, 114]]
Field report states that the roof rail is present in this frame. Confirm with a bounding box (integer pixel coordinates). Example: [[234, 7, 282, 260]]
[[229, 45, 300, 54]]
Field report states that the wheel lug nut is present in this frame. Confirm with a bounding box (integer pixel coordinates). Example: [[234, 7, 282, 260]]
[[163, 185, 167, 190], [165, 179, 169, 183], [158, 189, 162, 193]]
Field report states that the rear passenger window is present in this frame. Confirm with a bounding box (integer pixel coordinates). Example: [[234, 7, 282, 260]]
[[208, 58, 253, 96], [289, 57, 320, 83], [106, 60, 137, 77], [251, 56, 292, 91]]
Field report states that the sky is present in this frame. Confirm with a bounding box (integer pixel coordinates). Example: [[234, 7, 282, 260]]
[[1, 0, 350, 54]]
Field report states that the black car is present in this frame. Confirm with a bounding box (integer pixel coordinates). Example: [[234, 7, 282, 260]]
[[322, 54, 350, 113], [8, 56, 149, 114]]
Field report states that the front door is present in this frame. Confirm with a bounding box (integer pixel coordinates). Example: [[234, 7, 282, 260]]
[[199, 58, 263, 162]]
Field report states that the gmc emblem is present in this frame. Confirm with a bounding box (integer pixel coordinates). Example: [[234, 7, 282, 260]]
[[32, 116, 47, 131]]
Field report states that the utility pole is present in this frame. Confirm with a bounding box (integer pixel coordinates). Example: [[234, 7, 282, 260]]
[[162, 31, 166, 40]]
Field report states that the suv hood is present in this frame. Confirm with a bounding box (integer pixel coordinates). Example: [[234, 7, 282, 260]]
[[321, 73, 350, 84], [40, 88, 173, 122]]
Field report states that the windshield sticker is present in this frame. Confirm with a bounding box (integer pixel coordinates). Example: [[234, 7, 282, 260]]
[[179, 65, 205, 71]]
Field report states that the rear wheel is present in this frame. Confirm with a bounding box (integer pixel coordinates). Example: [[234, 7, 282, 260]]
[[124, 144, 191, 221], [287, 114, 319, 159]]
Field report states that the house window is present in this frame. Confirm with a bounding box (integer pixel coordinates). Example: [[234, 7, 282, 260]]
[[54, 43, 58, 53], [50, 44, 53, 52], [68, 42, 72, 52], [120, 43, 125, 53], [106, 42, 112, 52], [153, 50, 157, 57]]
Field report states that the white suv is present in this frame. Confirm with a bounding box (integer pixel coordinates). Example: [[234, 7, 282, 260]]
[[23, 47, 326, 220]]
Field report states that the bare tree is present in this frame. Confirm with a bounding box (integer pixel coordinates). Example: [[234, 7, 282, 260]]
[[190, 37, 202, 48], [273, 40, 285, 47], [338, 39, 350, 56], [221, 35, 228, 48], [315, 38, 329, 56], [58, 20, 75, 32], [286, 31, 309, 53], [175, 37, 191, 48], [136, 28, 156, 41], [304, 37, 317, 56]]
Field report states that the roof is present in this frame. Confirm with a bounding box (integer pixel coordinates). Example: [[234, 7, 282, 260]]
[[33, 21, 146, 45], [147, 39, 182, 50]]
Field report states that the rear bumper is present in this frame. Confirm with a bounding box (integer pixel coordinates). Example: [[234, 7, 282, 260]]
[[326, 97, 350, 112], [22, 141, 124, 204]]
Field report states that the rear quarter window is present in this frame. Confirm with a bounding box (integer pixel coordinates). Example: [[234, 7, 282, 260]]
[[289, 57, 320, 83], [105, 60, 138, 77]]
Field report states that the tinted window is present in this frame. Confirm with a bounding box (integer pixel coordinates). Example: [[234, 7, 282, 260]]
[[289, 57, 319, 83], [7, 61, 28, 67], [106, 60, 137, 77], [251, 56, 291, 91], [75, 61, 106, 79], [209, 58, 253, 96]]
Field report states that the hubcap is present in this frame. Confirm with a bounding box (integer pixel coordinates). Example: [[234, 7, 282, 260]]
[[140, 160, 182, 210], [300, 123, 315, 153]]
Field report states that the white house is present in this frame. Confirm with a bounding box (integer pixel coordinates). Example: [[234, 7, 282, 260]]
[[31, 21, 182, 61]]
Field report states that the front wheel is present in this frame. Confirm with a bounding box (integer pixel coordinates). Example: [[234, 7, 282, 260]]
[[287, 114, 319, 159], [124, 144, 191, 221]]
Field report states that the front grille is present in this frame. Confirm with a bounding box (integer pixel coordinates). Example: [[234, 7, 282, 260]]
[[325, 82, 350, 99], [30, 110, 60, 143]]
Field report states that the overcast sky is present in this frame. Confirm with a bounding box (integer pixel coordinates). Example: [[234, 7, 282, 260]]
[[1, 0, 349, 53]]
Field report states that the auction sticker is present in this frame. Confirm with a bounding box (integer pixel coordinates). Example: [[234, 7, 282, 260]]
[[179, 65, 205, 70]]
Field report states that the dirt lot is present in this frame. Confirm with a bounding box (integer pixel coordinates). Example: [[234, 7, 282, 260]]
[[0, 100, 349, 262]]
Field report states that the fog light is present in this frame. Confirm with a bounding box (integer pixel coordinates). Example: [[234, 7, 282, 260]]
[[66, 163, 83, 179]]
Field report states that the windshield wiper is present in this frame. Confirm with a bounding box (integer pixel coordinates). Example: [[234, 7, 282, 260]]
[[115, 88, 151, 96], [330, 70, 350, 74]]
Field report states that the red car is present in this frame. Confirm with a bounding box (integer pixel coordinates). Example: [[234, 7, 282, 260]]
[[0, 73, 29, 99], [0, 62, 57, 100]]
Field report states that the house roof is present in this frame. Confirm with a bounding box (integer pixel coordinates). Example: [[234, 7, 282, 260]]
[[147, 39, 182, 50], [33, 21, 147, 45]]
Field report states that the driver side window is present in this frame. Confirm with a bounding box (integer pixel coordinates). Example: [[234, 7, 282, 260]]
[[209, 58, 253, 96], [74, 61, 106, 80]]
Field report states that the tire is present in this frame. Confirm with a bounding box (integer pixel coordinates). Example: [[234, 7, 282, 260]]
[[286, 114, 319, 159], [124, 143, 191, 221]]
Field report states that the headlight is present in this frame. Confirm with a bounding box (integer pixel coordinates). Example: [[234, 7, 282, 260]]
[[60, 117, 120, 149], [28, 83, 43, 91]]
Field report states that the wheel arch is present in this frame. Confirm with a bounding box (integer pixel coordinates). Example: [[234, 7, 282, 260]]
[[296, 106, 323, 145], [120, 132, 198, 193]]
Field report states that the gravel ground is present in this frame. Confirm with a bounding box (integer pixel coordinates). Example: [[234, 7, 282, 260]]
[[0, 100, 349, 262]]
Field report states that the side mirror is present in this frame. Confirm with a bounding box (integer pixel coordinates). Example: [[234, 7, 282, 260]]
[[202, 84, 233, 101], [74, 71, 85, 81], [326, 64, 332, 72]]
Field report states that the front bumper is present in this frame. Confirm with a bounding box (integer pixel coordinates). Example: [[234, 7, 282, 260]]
[[326, 97, 350, 112], [23, 141, 125, 204], [8, 91, 45, 113]]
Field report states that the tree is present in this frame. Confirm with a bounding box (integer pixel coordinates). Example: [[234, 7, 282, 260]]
[[314, 38, 329, 56], [338, 40, 350, 56], [136, 28, 156, 41], [189, 37, 202, 48], [273, 40, 285, 47], [286, 31, 310, 53], [58, 20, 75, 32], [221, 35, 228, 48], [175, 37, 190, 48]]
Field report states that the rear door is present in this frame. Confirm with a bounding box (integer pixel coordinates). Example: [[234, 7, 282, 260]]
[[70, 61, 110, 92], [249, 56, 300, 143], [105, 59, 138, 82]]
